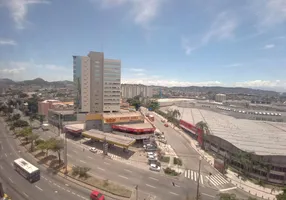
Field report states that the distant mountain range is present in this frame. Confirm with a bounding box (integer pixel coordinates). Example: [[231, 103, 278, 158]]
[[0, 78, 73, 88], [0, 78, 281, 96]]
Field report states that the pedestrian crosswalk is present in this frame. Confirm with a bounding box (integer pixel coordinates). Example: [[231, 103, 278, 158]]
[[206, 173, 229, 186], [184, 170, 204, 185], [184, 170, 229, 187]]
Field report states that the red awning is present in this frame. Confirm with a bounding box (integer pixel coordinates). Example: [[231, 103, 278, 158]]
[[112, 125, 155, 133]]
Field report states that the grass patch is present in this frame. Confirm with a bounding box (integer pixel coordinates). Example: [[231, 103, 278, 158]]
[[68, 170, 132, 198], [173, 157, 182, 166], [160, 156, 170, 163], [164, 167, 180, 176]]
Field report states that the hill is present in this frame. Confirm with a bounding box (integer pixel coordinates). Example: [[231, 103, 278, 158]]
[[0, 78, 73, 89]]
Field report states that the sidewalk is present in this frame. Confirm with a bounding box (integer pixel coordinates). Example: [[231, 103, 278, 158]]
[[152, 111, 282, 200]]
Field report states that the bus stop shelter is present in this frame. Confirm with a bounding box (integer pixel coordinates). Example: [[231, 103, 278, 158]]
[[82, 129, 136, 148]]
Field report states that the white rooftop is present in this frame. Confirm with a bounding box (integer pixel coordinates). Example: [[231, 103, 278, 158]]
[[14, 158, 39, 173], [161, 106, 286, 156]]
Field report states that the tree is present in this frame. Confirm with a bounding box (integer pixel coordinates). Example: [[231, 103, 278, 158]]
[[127, 96, 142, 111], [145, 100, 160, 111], [28, 133, 39, 152], [11, 113, 21, 121], [19, 127, 32, 141], [13, 119, 29, 128], [218, 193, 238, 200], [195, 121, 210, 149], [38, 114, 45, 125], [276, 188, 286, 200], [235, 151, 253, 175], [50, 138, 64, 164]]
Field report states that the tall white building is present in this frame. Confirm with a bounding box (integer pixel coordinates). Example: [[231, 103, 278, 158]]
[[73, 51, 121, 113], [121, 84, 153, 99]]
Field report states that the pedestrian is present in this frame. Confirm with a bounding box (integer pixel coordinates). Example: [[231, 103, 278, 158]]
[[172, 181, 175, 187]]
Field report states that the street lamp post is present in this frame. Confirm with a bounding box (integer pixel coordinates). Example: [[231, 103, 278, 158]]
[[196, 156, 202, 200], [135, 185, 138, 200]]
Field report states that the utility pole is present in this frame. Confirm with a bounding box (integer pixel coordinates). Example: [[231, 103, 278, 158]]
[[135, 185, 138, 200], [196, 156, 202, 200], [0, 182, 4, 198]]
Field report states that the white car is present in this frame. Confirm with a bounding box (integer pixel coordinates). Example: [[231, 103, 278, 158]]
[[149, 164, 161, 172], [147, 152, 157, 157], [89, 147, 97, 153]]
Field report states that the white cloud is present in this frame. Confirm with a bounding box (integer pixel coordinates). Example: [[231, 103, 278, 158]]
[[0, 61, 69, 80], [263, 44, 275, 49], [122, 77, 223, 87], [91, 0, 164, 28], [181, 37, 196, 55], [129, 68, 146, 72], [224, 63, 243, 68], [234, 80, 286, 90], [202, 11, 238, 44], [0, 67, 25, 74], [254, 0, 286, 28], [134, 73, 145, 76], [2, 0, 50, 29], [0, 39, 17, 46]]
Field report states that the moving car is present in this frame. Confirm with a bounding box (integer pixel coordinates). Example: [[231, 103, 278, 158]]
[[89, 147, 97, 153], [90, 190, 105, 200], [149, 164, 161, 172]]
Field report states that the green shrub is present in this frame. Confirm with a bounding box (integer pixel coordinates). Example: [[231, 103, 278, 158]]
[[160, 156, 170, 163], [35, 139, 45, 146], [164, 167, 180, 176], [173, 157, 182, 166]]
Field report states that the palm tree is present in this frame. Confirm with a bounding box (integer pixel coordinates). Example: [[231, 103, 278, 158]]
[[195, 121, 210, 149], [235, 151, 253, 175]]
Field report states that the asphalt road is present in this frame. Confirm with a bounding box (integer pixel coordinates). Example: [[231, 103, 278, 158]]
[[0, 119, 117, 200], [33, 121, 219, 200]]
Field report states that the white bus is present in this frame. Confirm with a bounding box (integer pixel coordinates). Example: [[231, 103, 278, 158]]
[[13, 158, 40, 182]]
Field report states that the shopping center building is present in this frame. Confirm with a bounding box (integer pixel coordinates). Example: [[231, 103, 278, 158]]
[[161, 105, 286, 185]]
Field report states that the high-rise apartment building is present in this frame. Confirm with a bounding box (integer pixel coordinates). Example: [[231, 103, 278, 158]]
[[121, 84, 153, 99], [73, 51, 121, 113]]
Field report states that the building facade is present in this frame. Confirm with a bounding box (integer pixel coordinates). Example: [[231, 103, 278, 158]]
[[73, 51, 121, 113], [215, 94, 227, 102], [121, 84, 153, 99]]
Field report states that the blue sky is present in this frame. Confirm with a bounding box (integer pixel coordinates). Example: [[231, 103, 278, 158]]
[[0, 0, 286, 91]]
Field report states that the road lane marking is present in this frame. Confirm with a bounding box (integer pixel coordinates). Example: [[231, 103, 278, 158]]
[[79, 160, 86, 163], [118, 175, 129, 179], [23, 192, 29, 198], [146, 184, 156, 188], [35, 185, 43, 191], [148, 177, 159, 181], [67, 154, 72, 157], [124, 169, 132, 173], [0, 165, 3, 170], [219, 187, 237, 192], [103, 162, 110, 165], [169, 192, 179, 196], [87, 156, 93, 159], [202, 193, 216, 198], [4, 153, 7, 157], [72, 150, 78, 154], [8, 178, 13, 183], [97, 167, 105, 171]]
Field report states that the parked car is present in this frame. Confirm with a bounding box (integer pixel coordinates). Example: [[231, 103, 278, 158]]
[[161, 119, 166, 123], [149, 164, 161, 172], [89, 147, 97, 153], [164, 123, 169, 127], [147, 152, 157, 157], [90, 190, 105, 200]]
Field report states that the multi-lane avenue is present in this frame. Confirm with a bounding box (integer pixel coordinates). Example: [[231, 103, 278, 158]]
[[0, 119, 119, 200], [0, 110, 254, 200]]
